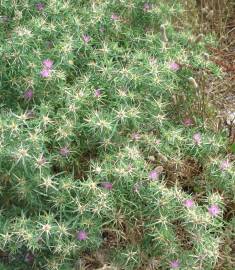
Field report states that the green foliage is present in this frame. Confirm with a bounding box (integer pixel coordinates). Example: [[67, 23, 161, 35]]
[[0, 0, 234, 269]]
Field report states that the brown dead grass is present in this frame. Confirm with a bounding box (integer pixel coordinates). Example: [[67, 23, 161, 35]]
[[164, 157, 203, 192], [194, 1, 235, 270]]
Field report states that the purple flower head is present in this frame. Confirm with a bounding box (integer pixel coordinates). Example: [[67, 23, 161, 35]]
[[40, 68, 51, 78], [208, 204, 220, 217], [111, 13, 120, 21], [43, 59, 53, 69], [193, 133, 201, 145], [148, 170, 159, 181], [169, 61, 180, 71], [94, 89, 101, 97], [143, 3, 153, 12], [183, 199, 194, 208], [23, 88, 33, 101], [131, 132, 141, 141], [101, 182, 113, 190], [170, 260, 180, 269], [220, 159, 230, 171], [59, 146, 70, 157], [35, 2, 45, 11], [76, 230, 87, 241], [24, 252, 34, 263], [82, 34, 91, 44], [183, 117, 193, 127]]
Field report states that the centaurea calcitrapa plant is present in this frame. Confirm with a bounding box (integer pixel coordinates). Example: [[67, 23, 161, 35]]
[[0, 0, 234, 269]]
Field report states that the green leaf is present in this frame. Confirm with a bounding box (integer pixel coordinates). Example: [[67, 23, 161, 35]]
[[231, 143, 235, 154]]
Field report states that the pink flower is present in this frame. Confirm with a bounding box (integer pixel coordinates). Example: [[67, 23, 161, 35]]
[[94, 89, 101, 97], [143, 3, 153, 12], [101, 182, 113, 190], [183, 199, 194, 208], [169, 62, 180, 71], [76, 230, 87, 241], [24, 251, 34, 263], [220, 159, 230, 171], [170, 260, 180, 269], [82, 34, 91, 44], [43, 59, 53, 69], [208, 204, 220, 217], [59, 146, 70, 157], [183, 117, 193, 127], [35, 3, 45, 11], [111, 13, 120, 20], [131, 133, 141, 141], [40, 68, 51, 78], [148, 170, 159, 180], [193, 133, 201, 145], [23, 88, 33, 101]]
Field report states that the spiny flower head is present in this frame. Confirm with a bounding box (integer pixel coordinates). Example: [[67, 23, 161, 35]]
[[40, 69, 51, 78], [170, 260, 180, 269], [182, 117, 193, 127], [183, 199, 194, 208], [131, 132, 141, 141], [59, 146, 70, 157], [148, 170, 158, 180], [23, 88, 33, 101], [220, 159, 230, 171], [101, 182, 113, 190], [76, 230, 87, 241], [111, 13, 120, 21], [208, 204, 220, 217], [24, 251, 34, 263], [82, 34, 91, 44], [169, 61, 180, 71], [193, 133, 201, 145], [35, 2, 45, 11], [143, 3, 153, 12], [43, 59, 54, 69], [94, 89, 101, 97]]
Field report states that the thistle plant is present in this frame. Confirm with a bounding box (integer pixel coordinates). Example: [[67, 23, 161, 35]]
[[0, 0, 234, 269]]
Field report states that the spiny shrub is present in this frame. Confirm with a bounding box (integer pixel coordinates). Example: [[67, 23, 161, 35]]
[[0, 0, 234, 269]]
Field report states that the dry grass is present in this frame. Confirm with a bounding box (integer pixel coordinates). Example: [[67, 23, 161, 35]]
[[181, 0, 235, 138], [196, 0, 235, 122], [193, 2, 235, 270]]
